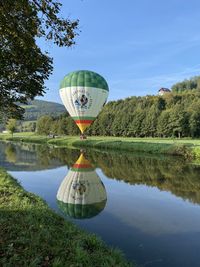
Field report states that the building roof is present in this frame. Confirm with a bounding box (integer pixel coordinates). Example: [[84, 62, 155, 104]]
[[158, 87, 171, 92]]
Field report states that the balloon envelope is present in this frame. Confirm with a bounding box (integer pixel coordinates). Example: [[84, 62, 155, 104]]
[[57, 154, 107, 219], [59, 70, 109, 133]]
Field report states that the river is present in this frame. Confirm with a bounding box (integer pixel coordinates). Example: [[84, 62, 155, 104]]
[[1, 141, 200, 267]]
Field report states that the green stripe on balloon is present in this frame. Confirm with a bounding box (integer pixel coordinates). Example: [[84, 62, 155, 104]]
[[72, 116, 95, 120], [57, 200, 107, 219], [60, 70, 109, 91], [70, 168, 94, 172]]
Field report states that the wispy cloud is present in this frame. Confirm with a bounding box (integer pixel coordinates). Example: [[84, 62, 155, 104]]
[[109, 64, 200, 98]]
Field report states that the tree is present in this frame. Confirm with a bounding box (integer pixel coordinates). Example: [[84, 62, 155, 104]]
[[37, 115, 53, 135], [171, 76, 200, 93], [128, 109, 146, 137], [6, 119, 17, 136], [51, 117, 68, 135], [0, 0, 79, 120], [65, 117, 79, 135], [168, 105, 189, 138], [157, 110, 172, 137], [189, 111, 200, 137], [5, 144, 17, 163]]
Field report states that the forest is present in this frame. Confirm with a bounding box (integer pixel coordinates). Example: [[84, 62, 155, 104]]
[[7, 76, 199, 138], [36, 89, 200, 138]]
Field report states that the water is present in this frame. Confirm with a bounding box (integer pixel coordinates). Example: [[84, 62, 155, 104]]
[[1, 141, 200, 267]]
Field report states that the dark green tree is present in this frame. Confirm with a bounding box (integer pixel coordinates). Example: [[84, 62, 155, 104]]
[[128, 109, 146, 137], [37, 115, 53, 135], [189, 112, 200, 137], [157, 110, 172, 137], [168, 105, 189, 138], [0, 0, 78, 120], [171, 76, 200, 93]]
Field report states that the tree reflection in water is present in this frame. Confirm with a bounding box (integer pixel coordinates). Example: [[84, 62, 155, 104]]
[[1, 141, 200, 205]]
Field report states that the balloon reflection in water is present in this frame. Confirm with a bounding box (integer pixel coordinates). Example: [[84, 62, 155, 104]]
[[57, 154, 107, 219]]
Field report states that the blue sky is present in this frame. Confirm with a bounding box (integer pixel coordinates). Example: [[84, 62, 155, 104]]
[[38, 0, 200, 103]]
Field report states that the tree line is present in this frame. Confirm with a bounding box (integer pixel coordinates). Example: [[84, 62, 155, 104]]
[[0, 0, 78, 121], [171, 76, 200, 93], [3, 142, 200, 204], [35, 89, 200, 138]]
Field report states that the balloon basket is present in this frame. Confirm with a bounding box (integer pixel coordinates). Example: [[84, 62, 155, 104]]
[[80, 134, 87, 140]]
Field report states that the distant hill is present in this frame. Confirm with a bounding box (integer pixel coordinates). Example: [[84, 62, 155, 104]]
[[21, 100, 66, 121], [0, 100, 66, 132]]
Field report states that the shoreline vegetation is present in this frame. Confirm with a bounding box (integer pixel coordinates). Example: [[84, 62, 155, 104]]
[[0, 133, 200, 162], [0, 168, 132, 267]]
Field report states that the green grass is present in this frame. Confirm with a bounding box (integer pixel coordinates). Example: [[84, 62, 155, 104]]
[[20, 105, 37, 109], [0, 168, 133, 267], [0, 132, 200, 161]]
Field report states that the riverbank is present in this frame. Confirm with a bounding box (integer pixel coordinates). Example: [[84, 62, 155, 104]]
[[0, 168, 132, 267], [0, 133, 200, 160]]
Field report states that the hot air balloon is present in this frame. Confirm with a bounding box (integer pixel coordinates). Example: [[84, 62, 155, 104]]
[[57, 153, 107, 219], [59, 70, 109, 135]]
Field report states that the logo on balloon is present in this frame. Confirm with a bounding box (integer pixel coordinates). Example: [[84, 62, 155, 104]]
[[73, 181, 87, 196], [75, 94, 89, 109]]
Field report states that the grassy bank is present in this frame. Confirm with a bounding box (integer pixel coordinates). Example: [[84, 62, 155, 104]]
[[0, 168, 132, 267], [0, 132, 200, 160]]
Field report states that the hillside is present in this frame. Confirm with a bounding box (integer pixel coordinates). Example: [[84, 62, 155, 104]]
[[0, 100, 66, 132], [21, 99, 66, 121]]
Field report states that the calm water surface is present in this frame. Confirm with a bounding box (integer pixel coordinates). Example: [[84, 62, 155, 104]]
[[1, 141, 200, 267]]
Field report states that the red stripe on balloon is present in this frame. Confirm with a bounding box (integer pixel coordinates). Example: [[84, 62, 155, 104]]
[[73, 163, 92, 168], [75, 120, 93, 124]]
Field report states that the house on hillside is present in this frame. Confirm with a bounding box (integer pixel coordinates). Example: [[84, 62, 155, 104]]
[[158, 88, 171, 96]]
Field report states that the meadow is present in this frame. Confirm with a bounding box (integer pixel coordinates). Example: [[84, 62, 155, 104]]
[[0, 132, 200, 160]]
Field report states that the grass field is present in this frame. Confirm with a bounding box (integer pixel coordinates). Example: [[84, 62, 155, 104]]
[[0, 132, 200, 160], [0, 168, 132, 267]]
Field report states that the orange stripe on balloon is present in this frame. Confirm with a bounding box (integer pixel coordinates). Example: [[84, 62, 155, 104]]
[[75, 120, 93, 123], [73, 163, 92, 168]]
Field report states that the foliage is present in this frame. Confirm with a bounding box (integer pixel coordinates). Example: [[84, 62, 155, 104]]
[[36, 114, 79, 136], [86, 91, 200, 138], [36, 115, 54, 135], [0, 100, 66, 133], [6, 119, 17, 136], [0, 168, 132, 267], [0, 0, 78, 120], [19, 121, 37, 132], [171, 76, 200, 93], [22, 100, 66, 121], [15, 79, 200, 139]]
